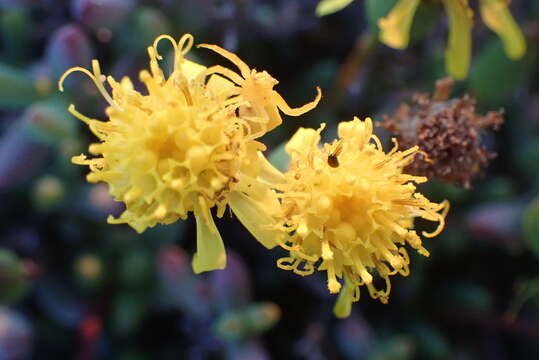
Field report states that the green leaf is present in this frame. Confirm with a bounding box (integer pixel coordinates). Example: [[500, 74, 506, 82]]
[[410, 323, 451, 359], [0, 63, 40, 108], [0, 250, 29, 305], [523, 196, 539, 258], [24, 98, 77, 145], [470, 37, 531, 105], [214, 302, 281, 341], [438, 283, 493, 312], [408, 2, 442, 45], [0, 9, 31, 64], [365, 0, 398, 30], [112, 295, 146, 335]]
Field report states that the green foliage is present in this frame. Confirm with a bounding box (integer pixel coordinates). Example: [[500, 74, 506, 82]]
[[24, 99, 76, 145], [214, 302, 281, 341], [470, 37, 532, 105], [0, 250, 28, 305], [364, 0, 398, 30], [0, 63, 41, 108], [523, 196, 539, 258]]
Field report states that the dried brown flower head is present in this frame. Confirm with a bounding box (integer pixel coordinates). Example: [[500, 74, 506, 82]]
[[381, 78, 503, 188]]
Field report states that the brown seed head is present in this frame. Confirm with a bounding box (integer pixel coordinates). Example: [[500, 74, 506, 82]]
[[381, 78, 503, 188]]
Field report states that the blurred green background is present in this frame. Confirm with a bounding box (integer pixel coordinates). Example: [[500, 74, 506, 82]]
[[1, 0, 539, 359]]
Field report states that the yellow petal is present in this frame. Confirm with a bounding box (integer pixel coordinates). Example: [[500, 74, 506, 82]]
[[316, 0, 355, 16], [378, 0, 421, 49], [443, 0, 473, 79], [479, 0, 526, 59], [228, 190, 282, 249], [192, 212, 226, 274], [179, 59, 206, 80]]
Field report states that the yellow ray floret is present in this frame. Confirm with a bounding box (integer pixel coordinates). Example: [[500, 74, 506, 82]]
[[479, 0, 526, 60], [378, 0, 421, 49], [316, 0, 355, 16], [273, 117, 449, 317], [58, 34, 291, 274]]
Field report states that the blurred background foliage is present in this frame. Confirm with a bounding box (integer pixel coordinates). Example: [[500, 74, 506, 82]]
[[1, 0, 539, 359]]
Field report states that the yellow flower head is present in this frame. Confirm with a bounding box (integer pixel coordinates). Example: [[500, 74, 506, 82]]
[[274, 117, 449, 317], [58, 34, 302, 273]]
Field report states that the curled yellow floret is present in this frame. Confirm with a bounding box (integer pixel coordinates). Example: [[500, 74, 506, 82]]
[[273, 117, 449, 317], [196, 43, 322, 138], [58, 34, 309, 274]]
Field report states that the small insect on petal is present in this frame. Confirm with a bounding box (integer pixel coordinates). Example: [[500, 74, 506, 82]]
[[328, 139, 343, 168]]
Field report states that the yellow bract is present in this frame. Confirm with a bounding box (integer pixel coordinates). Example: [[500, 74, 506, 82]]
[[58, 34, 320, 274], [273, 117, 449, 317]]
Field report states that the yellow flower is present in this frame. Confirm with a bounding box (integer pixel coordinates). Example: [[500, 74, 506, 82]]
[[58, 34, 302, 273], [273, 117, 449, 318]]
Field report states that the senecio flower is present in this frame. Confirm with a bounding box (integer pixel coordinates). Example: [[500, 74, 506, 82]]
[[273, 117, 449, 318], [58, 34, 320, 274], [316, 0, 526, 79]]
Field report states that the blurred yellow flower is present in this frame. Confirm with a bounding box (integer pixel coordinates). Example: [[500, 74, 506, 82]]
[[58, 34, 311, 274], [316, 0, 526, 79], [273, 117, 449, 317]]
